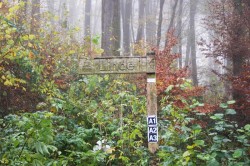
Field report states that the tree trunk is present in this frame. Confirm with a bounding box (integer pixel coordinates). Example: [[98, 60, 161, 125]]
[[145, 0, 158, 45], [190, 0, 198, 86], [157, 0, 165, 47], [93, 0, 102, 35], [101, 0, 113, 56], [31, 0, 40, 34], [232, 0, 246, 100], [185, 26, 191, 67], [177, 0, 183, 68], [165, 0, 178, 47], [136, 0, 145, 43], [84, 0, 91, 37], [122, 0, 132, 56], [112, 0, 121, 56]]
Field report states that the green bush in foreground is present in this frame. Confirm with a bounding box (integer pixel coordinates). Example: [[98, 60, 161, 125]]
[[157, 87, 250, 166], [0, 82, 249, 166]]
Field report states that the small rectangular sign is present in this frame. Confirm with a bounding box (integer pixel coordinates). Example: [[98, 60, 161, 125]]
[[148, 132, 158, 142], [147, 116, 158, 143], [147, 116, 157, 126], [147, 78, 156, 83], [148, 126, 158, 134], [78, 56, 155, 74]]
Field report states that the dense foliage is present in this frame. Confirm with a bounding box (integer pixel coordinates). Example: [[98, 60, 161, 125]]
[[0, 2, 249, 166]]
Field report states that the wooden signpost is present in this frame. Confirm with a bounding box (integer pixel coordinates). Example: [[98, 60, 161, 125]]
[[79, 56, 155, 74], [79, 53, 158, 153]]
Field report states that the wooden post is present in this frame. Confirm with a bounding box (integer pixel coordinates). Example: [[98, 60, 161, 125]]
[[147, 52, 158, 153]]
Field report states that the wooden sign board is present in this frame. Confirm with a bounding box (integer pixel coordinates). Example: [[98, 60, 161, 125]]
[[79, 56, 155, 74]]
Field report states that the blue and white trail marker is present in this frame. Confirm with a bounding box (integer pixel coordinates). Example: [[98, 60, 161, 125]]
[[147, 115, 158, 143]]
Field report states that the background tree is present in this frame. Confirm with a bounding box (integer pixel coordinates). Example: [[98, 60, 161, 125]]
[[101, 0, 121, 56], [176, 0, 183, 68], [202, 0, 250, 122], [165, 0, 178, 46], [189, 0, 198, 86], [145, 0, 158, 45], [112, 0, 121, 56], [101, 0, 113, 56], [84, 0, 91, 37], [157, 0, 165, 47], [121, 0, 132, 56], [135, 0, 145, 44]]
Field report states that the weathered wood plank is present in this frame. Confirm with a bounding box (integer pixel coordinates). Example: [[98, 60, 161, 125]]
[[78, 56, 155, 74]]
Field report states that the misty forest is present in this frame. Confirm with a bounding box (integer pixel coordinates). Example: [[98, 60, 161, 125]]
[[0, 0, 250, 165]]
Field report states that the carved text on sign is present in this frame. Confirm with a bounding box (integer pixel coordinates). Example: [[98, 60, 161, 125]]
[[79, 56, 155, 74]]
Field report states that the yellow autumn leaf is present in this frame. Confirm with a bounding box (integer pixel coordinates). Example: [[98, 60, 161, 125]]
[[95, 48, 104, 55], [29, 35, 35, 40], [5, 34, 11, 39], [69, 50, 75, 54], [1, 75, 6, 80], [28, 43, 33, 47], [109, 154, 116, 160], [45, 112, 54, 118], [105, 147, 115, 154], [22, 35, 29, 40], [50, 106, 57, 113], [4, 80, 13, 86], [0, 2, 3, 9]]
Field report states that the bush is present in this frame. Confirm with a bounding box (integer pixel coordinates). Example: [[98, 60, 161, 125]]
[[157, 83, 250, 166]]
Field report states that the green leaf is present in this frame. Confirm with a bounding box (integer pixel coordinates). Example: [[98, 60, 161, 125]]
[[197, 154, 210, 161], [35, 142, 43, 154], [233, 149, 243, 158], [210, 113, 224, 120], [227, 100, 236, 105], [219, 103, 228, 108], [183, 151, 191, 157], [207, 158, 220, 166], [132, 85, 137, 91], [244, 124, 250, 131], [42, 143, 50, 155], [7, 39, 14, 45], [130, 129, 142, 139], [198, 103, 204, 106], [165, 85, 174, 93], [225, 109, 236, 115], [194, 140, 205, 146], [222, 138, 231, 143]]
